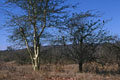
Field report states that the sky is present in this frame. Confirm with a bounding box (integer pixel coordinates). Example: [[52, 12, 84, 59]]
[[0, 0, 120, 50]]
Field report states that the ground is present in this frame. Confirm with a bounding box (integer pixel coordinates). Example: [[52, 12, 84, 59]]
[[0, 61, 120, 80]]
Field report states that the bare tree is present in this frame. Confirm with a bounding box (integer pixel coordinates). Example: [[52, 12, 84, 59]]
[[5, 0, 69, 71], [104, 36, 120, 72], [6, 46, 14, 51], [63, 12, 111, 72]]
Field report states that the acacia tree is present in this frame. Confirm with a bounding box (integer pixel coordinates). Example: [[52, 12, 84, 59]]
[[112, 40, 120, 73], [63, 12, 111, 72], [5, 0, 69, 71], [104, 36, 120, 72]]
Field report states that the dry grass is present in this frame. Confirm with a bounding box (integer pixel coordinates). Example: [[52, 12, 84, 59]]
[[0, 61, 120, 80]]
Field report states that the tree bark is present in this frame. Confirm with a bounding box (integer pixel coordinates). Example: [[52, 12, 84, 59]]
[[33, 55, 40, 71], [79, 61, 83, 72], [118, 63, 120, 73], [32, 37, 40, 71], [33, 45, 40, 71]]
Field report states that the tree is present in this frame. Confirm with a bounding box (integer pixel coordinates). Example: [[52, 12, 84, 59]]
[[5, 0, 69, 71], [63, 12, 111, 72], [104, 36, 120, 73], [6, 46, 14, 51]]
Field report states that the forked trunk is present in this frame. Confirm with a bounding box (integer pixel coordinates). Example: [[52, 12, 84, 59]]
[[32, 42, 40, 71], [33, 56, 40, 71]]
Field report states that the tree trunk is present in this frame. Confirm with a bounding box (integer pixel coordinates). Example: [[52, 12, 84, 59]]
[[33, 56, 40, 71], [118, 63, 120, 73], [79, 61, 83, 72], [33, 41, 40, 71]]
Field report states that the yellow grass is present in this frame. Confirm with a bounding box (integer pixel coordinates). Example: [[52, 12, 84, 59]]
[[0, 61, 120, 80]]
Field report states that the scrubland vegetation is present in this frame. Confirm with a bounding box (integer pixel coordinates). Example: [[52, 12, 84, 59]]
[[0, 45, 120, 80], [0, 0, 120, 80]]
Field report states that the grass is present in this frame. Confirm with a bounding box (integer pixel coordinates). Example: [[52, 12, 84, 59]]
[[0, 61, 120, 80]]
